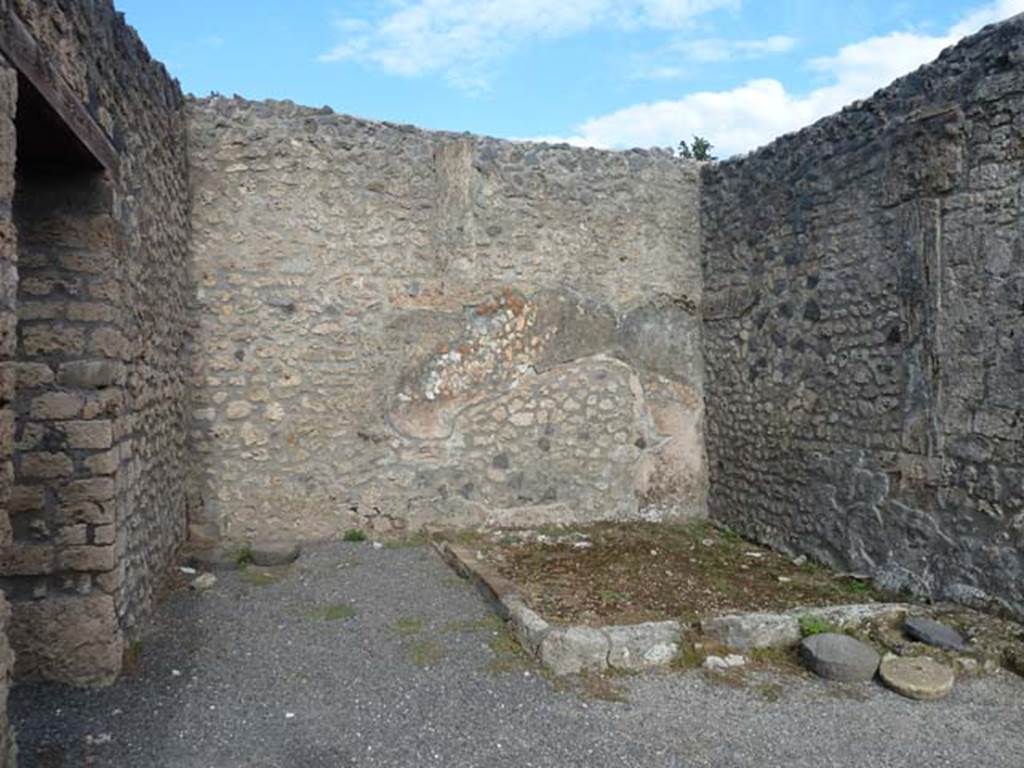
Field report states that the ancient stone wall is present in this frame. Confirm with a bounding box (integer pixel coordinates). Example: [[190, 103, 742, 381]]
[[188, 99, 705, 541], [0, 50, 16, 765], [0, 0, 192, 686], [701, 17, 1024, 619]]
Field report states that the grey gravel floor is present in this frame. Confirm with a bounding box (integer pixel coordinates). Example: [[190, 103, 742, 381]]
[[11, 542, 1024, 767]]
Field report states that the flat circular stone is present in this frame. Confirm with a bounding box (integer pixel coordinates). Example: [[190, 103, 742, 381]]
[[880, 656, 955, 701], [799, 633, 880, 682]]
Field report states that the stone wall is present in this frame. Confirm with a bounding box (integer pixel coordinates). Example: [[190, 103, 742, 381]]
[[0, 50, 16, 766], [0, 0, 192, 686], [188, 98, 705, 541], [701, 17, 1024, 619]]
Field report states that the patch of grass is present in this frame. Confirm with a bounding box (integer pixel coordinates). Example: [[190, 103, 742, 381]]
[[342, 529, 367, 542], [383, 531, 432, 549], [578, 672, 630, 703], [486, 627, 532, 674], [718, 526, 745, 546], [239, 567, 285, 587], [122, 639, 144, 676], [234, 545, 254, 567], [392, 616, 425, 636], [799, 614, 839, 637], [406, 638, 445, 667], [753, 681, 785, 702], [672, 642, 705, 670], [843, 578, 871, 596], [309, 603, 358, 622], [748, 646, 805, 675], [550, 672, 629, 703], [598, 589, 630, 603], [442, 615, 503, 635]]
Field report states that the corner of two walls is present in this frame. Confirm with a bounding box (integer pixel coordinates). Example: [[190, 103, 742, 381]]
[[700, 17, 1024, 620], [186, 99, 708, 541]]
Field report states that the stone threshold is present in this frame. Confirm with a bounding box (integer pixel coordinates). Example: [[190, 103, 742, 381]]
[[434, 540, 916, 676]]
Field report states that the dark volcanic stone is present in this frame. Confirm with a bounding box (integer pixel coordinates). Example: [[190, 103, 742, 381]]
[[904, 617, 968, 652]]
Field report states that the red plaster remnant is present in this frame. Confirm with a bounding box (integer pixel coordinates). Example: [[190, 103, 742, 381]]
[[389, 288, 552, 440]]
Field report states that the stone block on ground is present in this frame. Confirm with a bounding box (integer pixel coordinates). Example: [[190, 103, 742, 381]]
[[184, 546, 243, 571], [605, 621, 681, 672], [248, 540, 301, 567], [879, 655, 955, 700], [503, 596, 551, 656], [799, 633, 880, 682], [702, 604, 908, 651], [539, 626, 609, 676]]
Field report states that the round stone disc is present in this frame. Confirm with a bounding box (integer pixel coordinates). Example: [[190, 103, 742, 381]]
[[879, 656, 955, 701]]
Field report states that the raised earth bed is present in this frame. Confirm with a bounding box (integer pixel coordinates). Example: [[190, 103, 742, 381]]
[[435, 522, 1024, 679]]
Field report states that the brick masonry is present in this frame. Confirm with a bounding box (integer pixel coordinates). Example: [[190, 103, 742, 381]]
[[0, 0, 192, 694], [701, 16, 1024, 621], [187, 99, 707, 541]]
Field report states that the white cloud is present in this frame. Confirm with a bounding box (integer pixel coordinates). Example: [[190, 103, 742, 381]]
[[319, 0, 738, 90], [673, 34, 796, 63], [534, 0, 1024, 156]]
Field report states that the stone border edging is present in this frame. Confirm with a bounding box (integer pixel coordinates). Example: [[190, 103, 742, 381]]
[[434, 540, 681, 675], [435, 540, 920, 676], [701, 602, 912, 651]]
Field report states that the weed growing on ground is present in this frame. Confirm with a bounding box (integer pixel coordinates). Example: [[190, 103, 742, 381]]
[[753, 681, 785, 702], [309, 603, 357, 622], [234, 545, 254, 567], [342, 529, 367, 542], [672, 642, 705, 670], [843, 578, 871, 596], [406, 638, 445, 667], [442, 615, 503, 634], [383, 531, 432, 549], [122, 639, 144, 676], [239, 567, 284, 587], [799, 614, 839, 637], [392, 616, 425, 636], [551, 672, 629, 703], [486, 627, 532, 674]]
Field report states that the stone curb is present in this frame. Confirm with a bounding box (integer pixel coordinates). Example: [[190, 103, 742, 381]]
[[434, 541, 682, 676], [701, 603, 912, 651]]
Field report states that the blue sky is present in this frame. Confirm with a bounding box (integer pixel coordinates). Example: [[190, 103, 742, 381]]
[[117, 0, 1024, 156]]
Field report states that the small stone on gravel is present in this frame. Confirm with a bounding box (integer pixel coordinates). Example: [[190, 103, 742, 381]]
[[248, 540, 301, 567], [903, 617, 968, 652], [703, 654, 746, 671], [191, 573, 217, 592], [799, 633, 880, 682], [880, 656, 955, 700]]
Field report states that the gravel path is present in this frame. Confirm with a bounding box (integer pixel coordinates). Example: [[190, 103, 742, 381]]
[[11, 542, 1024, 767]]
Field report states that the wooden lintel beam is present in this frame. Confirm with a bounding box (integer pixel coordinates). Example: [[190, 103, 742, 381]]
[[0, 5, 120, 179]]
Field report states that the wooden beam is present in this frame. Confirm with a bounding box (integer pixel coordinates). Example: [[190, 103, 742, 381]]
[[0, 5, 119, 178]]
